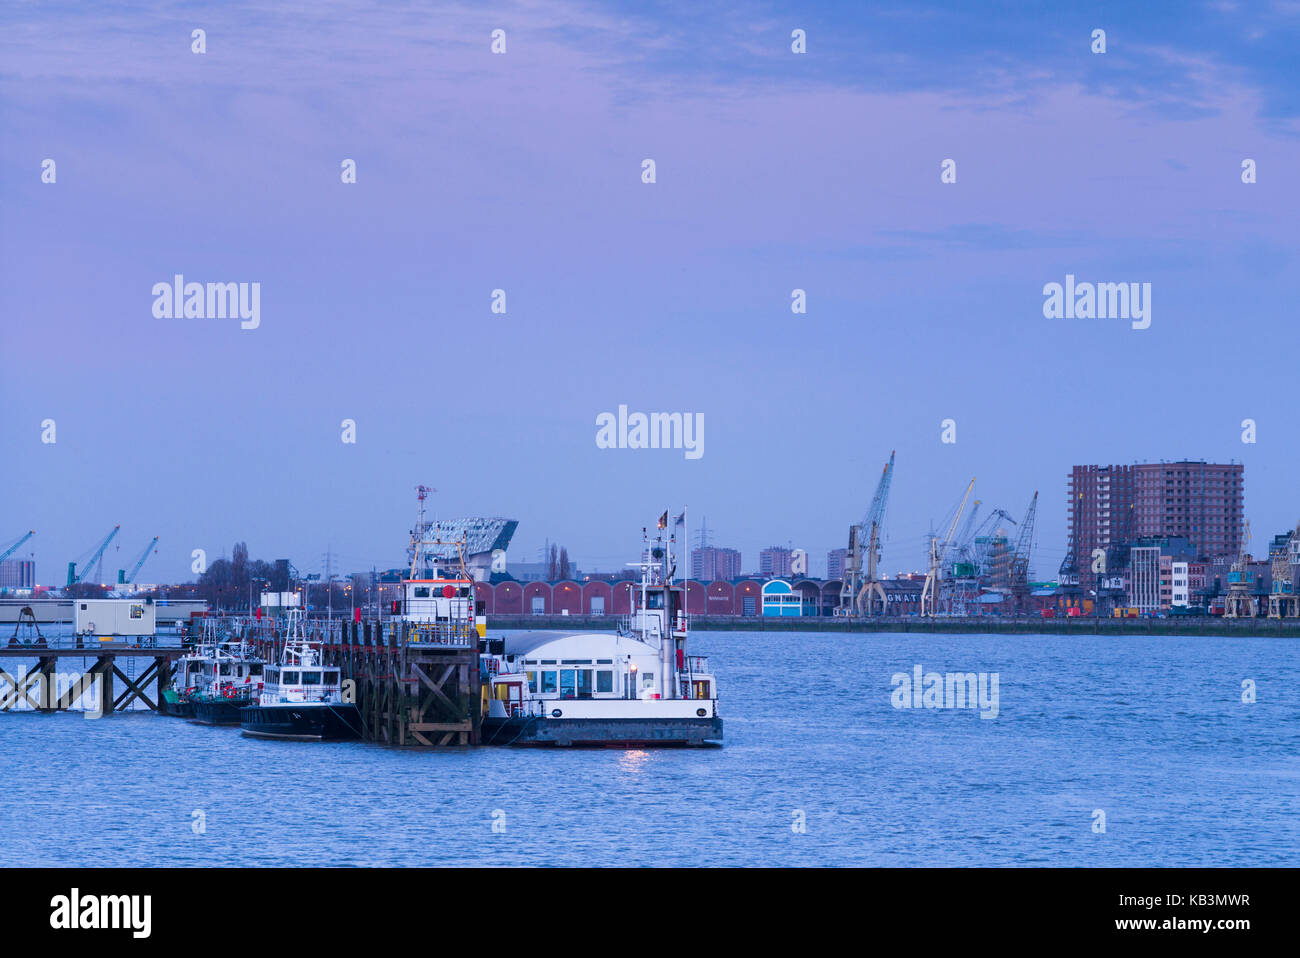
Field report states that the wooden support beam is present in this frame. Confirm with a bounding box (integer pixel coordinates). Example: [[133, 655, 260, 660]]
[[113, 660, 160, 711], [411, 661, 458, 716], [37, 657, 57, 711], [14, 668, 44, 710], [54, 658, 111, 712], [0, 667, 22, 710]]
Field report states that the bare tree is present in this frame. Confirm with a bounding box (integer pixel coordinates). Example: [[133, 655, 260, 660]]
[[558, 547, 571, 580]]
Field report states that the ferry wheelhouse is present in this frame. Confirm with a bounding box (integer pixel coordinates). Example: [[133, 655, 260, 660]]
[[239, 610, 361, 741], [480, 516, 721, 747]]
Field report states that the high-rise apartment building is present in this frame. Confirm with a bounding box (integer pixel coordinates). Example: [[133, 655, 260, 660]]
[[1132, 461, 1243, 558], [826, 548, 848, 581], [1069, 461, 1243, 575], [691, 546, 742, 582], [759, 546, 794, 578]]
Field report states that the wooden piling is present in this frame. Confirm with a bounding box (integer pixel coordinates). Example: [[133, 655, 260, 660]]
[[339, 618, 479, 747]]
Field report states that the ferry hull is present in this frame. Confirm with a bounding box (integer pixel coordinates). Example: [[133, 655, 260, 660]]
[[240, 703, 362, 741], [482, 715, 722, 748]]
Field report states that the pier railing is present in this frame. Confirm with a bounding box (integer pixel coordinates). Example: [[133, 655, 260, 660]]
[[404, 622, 476, 649], [312, 619, 477, 650], [3, 633, 184, 652]]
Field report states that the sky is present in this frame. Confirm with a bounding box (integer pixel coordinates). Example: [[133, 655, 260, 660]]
[[1, 0, 1298, 584]]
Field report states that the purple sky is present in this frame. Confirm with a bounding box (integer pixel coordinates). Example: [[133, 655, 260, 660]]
[[2, 2, 1298, 583]]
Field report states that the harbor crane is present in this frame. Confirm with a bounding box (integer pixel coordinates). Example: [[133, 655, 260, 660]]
[[949, 500, 982, 576], [1008, 491, 1039, 612], [67, 524, 120, 586], [118, 535, 159, 584], [840, 451, 895, 616], [920, 478, 975, 617], [1224, 518, 1256, 618], [0, 530, 35, 566]]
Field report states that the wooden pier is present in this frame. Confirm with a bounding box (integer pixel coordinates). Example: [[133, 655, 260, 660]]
[[0, 642, 178, 713], [2, 613, 481, 744], [254, 619, 481, 747]]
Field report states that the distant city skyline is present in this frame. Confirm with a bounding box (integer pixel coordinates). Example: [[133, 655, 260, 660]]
[[3, 2, 1297, 586]]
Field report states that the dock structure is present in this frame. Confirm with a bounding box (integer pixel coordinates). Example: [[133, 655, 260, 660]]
[[0, 641, 178, 714], [272, 619, 480, 747]]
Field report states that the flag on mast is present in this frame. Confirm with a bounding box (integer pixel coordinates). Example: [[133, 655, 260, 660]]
[[657, 511, 668, 530]]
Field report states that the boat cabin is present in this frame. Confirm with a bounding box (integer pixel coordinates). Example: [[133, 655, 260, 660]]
[[181, 652, 264, 694], [482, 631, 714, 719], [399, 577, 483, 646], [402, 578, 474, 620], [259, 664, 344, 705]]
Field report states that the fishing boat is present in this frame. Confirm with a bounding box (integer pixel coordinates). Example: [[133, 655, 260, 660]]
[[161, 619, 264, 721], [479, 513, 722, 747], [189, 636, 266, 726], [239, 609, 361, 741]]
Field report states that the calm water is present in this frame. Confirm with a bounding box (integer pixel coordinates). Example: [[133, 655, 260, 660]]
[[2, 630, 1297, 867]]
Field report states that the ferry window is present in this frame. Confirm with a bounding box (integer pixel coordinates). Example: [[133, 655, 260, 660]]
[[561, 659, 592, 665], [302, 671, 321, 685], [219, 664, 231, 675], [414, 587, 430, 598], [130, 605, 144, 618], [596, 670, 613, 694], [560, 670, 577, 698], [236, 666, 244, 677], [250, 664, 263, 676], [282, 671, 299, 684], [541, 671, 557, 694], [526, 671, 537, 693], [646, 592, 664, 609], [642, 673, 654, 688], [596, 659, 613, 665], [576, 670, 593, 697]]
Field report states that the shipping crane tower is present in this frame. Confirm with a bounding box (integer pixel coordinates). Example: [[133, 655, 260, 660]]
[[840, 451, 894, 616]]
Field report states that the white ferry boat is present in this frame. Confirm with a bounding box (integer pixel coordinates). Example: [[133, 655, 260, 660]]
[[239, 609, 361, 741], [480, 516, 721, 747]]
